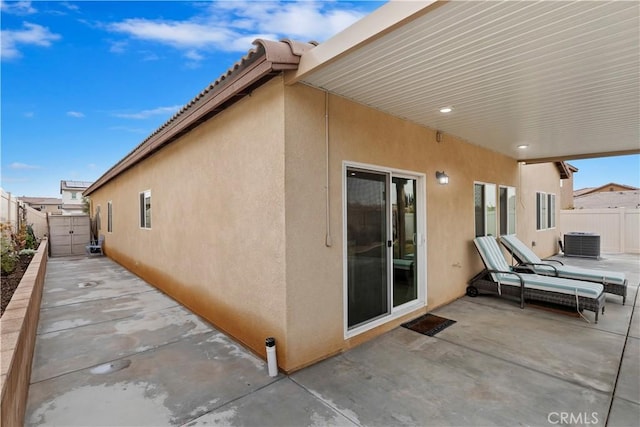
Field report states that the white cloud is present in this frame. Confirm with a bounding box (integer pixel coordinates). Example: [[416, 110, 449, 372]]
[[218, 1, 366, 42], [109, 40, 128, 53], [60, 2, 79, 11], [1, 22, 61, 60], [184, 49, 203, 61], [109, 20, 234, 49], [114, 105, 181, 120], [10, 162, 40, 170], [105, 0, 367, 61], [0, 0, 36, 15], [67, 111, 85, 118]]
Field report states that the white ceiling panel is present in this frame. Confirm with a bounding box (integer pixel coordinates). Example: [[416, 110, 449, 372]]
[[297, 0, 640, 161]]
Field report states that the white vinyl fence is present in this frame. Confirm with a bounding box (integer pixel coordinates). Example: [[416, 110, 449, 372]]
[[25, 204, 48, 240], [1, 188, 49, 239], [560, 208, 640, 254], [1, 188, 20, 232]]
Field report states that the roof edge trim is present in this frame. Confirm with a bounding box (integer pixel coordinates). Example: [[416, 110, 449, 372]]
[[521, 149, 640, 165], [85, 39, 312, 196]]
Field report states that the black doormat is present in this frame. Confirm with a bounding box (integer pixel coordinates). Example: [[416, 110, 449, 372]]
[[402, 314, 456, 337]]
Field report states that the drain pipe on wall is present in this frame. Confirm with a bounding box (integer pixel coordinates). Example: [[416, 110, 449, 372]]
[[325, 91, 333, 247], [265, 337, 278, 377]]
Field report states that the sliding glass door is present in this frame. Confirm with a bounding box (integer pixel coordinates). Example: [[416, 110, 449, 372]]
[[346, 166, 422, 330], [346, 170, 389, 327]]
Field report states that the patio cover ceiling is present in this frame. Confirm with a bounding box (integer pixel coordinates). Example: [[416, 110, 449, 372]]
[[290, 0, 640, 163]]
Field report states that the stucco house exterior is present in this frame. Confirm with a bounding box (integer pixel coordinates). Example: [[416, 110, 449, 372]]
[[60, 180, 92, 215], [84, 1, 638, 372]]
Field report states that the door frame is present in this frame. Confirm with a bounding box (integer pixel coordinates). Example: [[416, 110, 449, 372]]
[[342, 161, 427, 339]]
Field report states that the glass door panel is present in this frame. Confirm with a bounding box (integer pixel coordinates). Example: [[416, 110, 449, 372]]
[[346, 169, 389, 328], [392, 177, 417, 307]]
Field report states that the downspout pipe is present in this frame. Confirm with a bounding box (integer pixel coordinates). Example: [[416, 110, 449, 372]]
[[325, 91, 333, 247]]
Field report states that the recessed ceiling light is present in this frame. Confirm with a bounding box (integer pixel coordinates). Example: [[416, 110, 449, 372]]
[[517, 144, 529, 149], [439, 107, 453, 113]]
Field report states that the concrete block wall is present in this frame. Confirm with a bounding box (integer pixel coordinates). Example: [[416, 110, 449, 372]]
[[1, 239, 48, 426]]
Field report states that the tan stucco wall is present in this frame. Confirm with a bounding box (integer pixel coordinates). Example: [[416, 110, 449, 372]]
[[560, 174, 574, 209], [89, 77, 289, 365], [88, 75, 554, 373], [282, 83, 520, 370], [517, 163, 562, 258]]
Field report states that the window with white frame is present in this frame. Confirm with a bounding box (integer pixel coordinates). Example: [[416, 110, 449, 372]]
[[107, 201, 113, 233], [499, 186, 516, 235], [474, 182, 497, 237], [536, 192, 556, 230], [139, 190, 151, 229]]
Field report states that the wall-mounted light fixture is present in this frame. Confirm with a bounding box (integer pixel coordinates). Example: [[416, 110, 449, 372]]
[[436, 130, 443, 143], [435, 171, 449, 185]]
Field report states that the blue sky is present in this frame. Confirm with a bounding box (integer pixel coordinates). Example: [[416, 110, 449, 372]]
[[1, 1, 638, 198], [1, 0, 382, 197]]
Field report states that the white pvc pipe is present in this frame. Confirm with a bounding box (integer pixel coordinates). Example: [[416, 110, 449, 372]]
[[265, 337, 278, 377], [325, 91, 333, 247]]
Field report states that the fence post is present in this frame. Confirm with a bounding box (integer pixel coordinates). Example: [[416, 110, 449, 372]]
[[619, 208, 625, 253]]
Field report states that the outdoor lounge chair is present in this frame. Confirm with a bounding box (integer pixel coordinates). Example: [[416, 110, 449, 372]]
[[469, 236, 605, 323], [500, 234, 627, 304], [86, 235, 104, 256]]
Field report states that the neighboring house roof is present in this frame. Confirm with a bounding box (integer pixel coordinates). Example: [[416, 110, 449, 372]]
[[555, 162, 578, 180], [85, 39, 316, 197], [61, 180, 93, 193], [574, 190, 640, 209], [19, 197, 62, 205], [573, 187, 595, 197], [574, 183, 639, 197]]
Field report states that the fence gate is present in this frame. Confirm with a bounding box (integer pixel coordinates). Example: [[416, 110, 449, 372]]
[[49, 215, 91, 256]]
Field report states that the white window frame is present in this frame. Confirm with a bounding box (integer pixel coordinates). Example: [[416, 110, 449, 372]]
[[139, 190, 151, 229], [499, 185, 517, 236], [474, 182, 497, 237], [536, 192, 556, 230], [342, 161, 427, 339]]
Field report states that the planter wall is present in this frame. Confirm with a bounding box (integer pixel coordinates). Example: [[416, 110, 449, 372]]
[[1, 239, 48, 426]]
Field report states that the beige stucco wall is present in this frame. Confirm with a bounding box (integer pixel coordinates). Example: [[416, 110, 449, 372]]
[[88, 74, 556, 373], [89, 77, 290, 365], [282, 83, 520, 370], [560, 174, 575, 209], [517, 163, 562, 258]]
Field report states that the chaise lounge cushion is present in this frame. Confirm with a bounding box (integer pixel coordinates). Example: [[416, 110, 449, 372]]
[[474, 236, 603, 299], [500, 234, 626, 286]]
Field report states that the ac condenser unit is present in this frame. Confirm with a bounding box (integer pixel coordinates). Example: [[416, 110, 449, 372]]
[[564, 232, 600, 259]]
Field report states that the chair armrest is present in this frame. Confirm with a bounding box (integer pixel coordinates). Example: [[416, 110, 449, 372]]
[[485, 269, 526, 308], [541, 258, 564, 265], [519, 262, 560, 275]]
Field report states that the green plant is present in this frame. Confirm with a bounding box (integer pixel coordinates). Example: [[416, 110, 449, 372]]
[[25, 224, 37, 249], [19, 248, 36, 256], [1, 223, 17, 274]]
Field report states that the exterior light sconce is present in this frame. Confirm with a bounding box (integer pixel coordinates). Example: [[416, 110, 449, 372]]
[[435, 171, 449, 185]]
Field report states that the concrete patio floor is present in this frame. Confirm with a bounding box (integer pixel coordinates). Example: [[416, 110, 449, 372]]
[[26, 253, 639, 426]]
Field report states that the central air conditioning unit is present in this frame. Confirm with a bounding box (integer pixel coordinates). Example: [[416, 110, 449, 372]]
[[564, 232, 601, 259]]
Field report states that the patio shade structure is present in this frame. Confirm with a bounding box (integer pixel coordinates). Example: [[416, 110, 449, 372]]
[[289, 0, 640, 163]]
